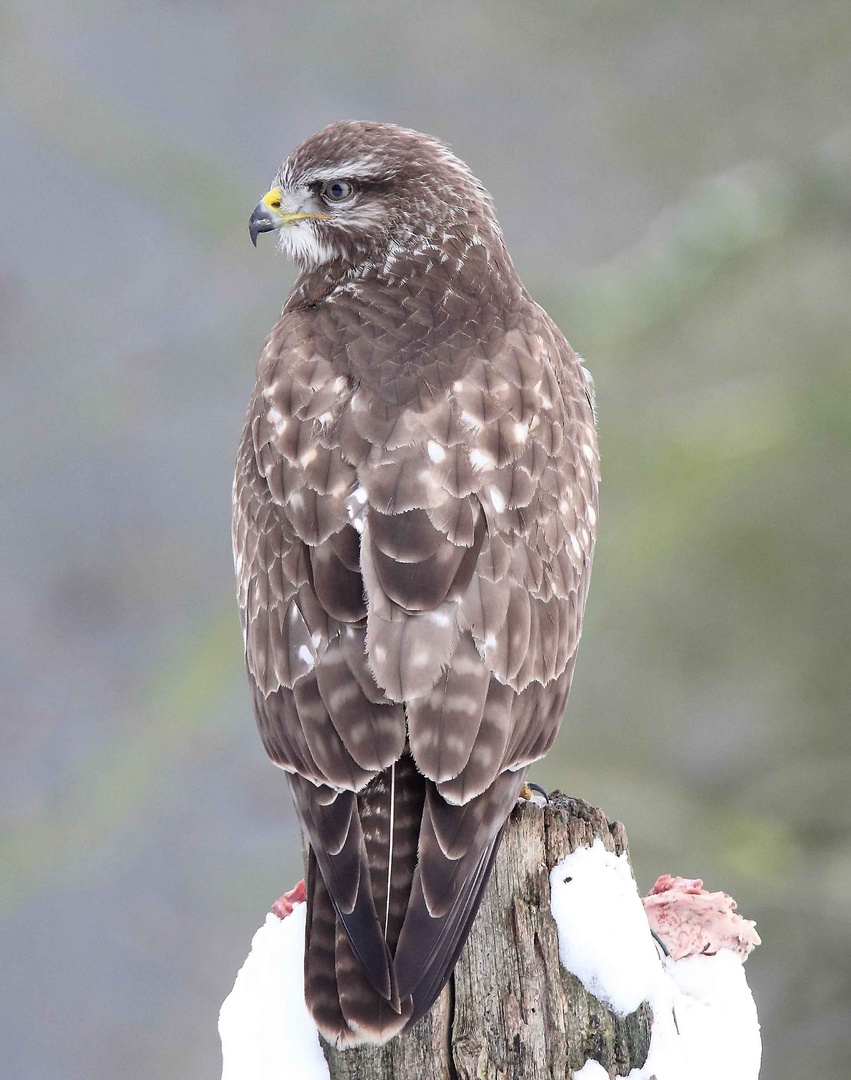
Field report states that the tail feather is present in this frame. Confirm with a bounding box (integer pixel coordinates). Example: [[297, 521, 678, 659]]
[[334, 918, 413, 1043], [303, 851, 352, 1045], [403, 829, 505, 1031], [358, 754, 426, 956], [297, 755, 525, 1046], [304, 851, 412, 1048], [393, 768, 526, 1002], [289, 776, 395, 1002]]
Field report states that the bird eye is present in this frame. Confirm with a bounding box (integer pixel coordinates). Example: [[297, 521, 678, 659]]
[[321, 180, 355, 203]]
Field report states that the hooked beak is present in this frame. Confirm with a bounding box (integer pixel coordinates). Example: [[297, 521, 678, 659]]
[[249, 186, 330, 247], [249, 203, 278, 247]]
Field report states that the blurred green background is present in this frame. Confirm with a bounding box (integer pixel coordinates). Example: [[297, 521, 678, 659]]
[[1, 1, 849, 1076]]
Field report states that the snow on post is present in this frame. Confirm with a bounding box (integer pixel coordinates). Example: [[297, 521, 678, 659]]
[[219, 793, 761, 1079], [219, 883, 329, 1080], [549, 851, 761, 1079]]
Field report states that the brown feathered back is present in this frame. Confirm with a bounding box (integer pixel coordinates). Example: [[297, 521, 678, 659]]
[[234, 121, 599, 1045]]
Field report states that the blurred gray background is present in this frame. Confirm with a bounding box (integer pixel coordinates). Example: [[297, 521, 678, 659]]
[[2, 1, 849, 1076]]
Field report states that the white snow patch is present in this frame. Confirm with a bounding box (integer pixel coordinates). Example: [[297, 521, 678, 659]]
[[550, 840, 660, 1015], [632, 951, 762, 1080], [219, 906, 329, 1080], [552, 841, 761, 1080], [573, 1061, 609, 1080]]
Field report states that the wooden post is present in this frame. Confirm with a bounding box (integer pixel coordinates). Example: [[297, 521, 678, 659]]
[[321, 793, 653, 1079]]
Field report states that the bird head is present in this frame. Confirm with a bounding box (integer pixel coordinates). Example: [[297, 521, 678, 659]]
[[249, 121, 499, 270]]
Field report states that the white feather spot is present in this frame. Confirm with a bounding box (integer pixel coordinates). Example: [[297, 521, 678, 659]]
[[488, 486, 507, 514], [427, 441, 446, 463], [514, 423, 530, 443], [582, 442, 596, 463], [460, 410, 483, 431], [297, 645, 315, 668], [469, 449, 493, 470], [346, 486, 368, 533], [587, 504, 597, 526]]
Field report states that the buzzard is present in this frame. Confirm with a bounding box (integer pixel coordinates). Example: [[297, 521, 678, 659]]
[[235, 121, 599, 1046]]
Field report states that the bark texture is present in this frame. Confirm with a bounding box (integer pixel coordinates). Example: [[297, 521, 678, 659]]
[[322, 792, 653, 1079]]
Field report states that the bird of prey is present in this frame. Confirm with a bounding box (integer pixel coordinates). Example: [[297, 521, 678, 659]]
[[234, 121, 599, 1047]]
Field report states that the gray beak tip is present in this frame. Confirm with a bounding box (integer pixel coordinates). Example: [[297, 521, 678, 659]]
[[249, 203, 278, 248]]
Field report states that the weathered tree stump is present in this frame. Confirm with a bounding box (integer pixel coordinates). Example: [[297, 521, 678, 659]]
[[321, 792, 653, 1079]]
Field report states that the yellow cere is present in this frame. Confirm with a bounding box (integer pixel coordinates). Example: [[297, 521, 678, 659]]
[[261, 187, 284, 211]]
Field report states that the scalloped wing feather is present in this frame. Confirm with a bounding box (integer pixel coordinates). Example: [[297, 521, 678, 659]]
[[233, 263, 599, 1045]]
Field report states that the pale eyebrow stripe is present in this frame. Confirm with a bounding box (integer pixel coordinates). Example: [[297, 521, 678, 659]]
[[305, 167, 385, 182], [285, 155, 398, 186]]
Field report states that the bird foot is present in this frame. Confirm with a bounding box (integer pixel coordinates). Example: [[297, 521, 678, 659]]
[[519, 781, 549, 806], [271, 879, 306, 919]]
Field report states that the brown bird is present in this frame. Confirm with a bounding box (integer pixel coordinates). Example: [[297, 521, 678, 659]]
[[234, 121, 599, 1047]]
